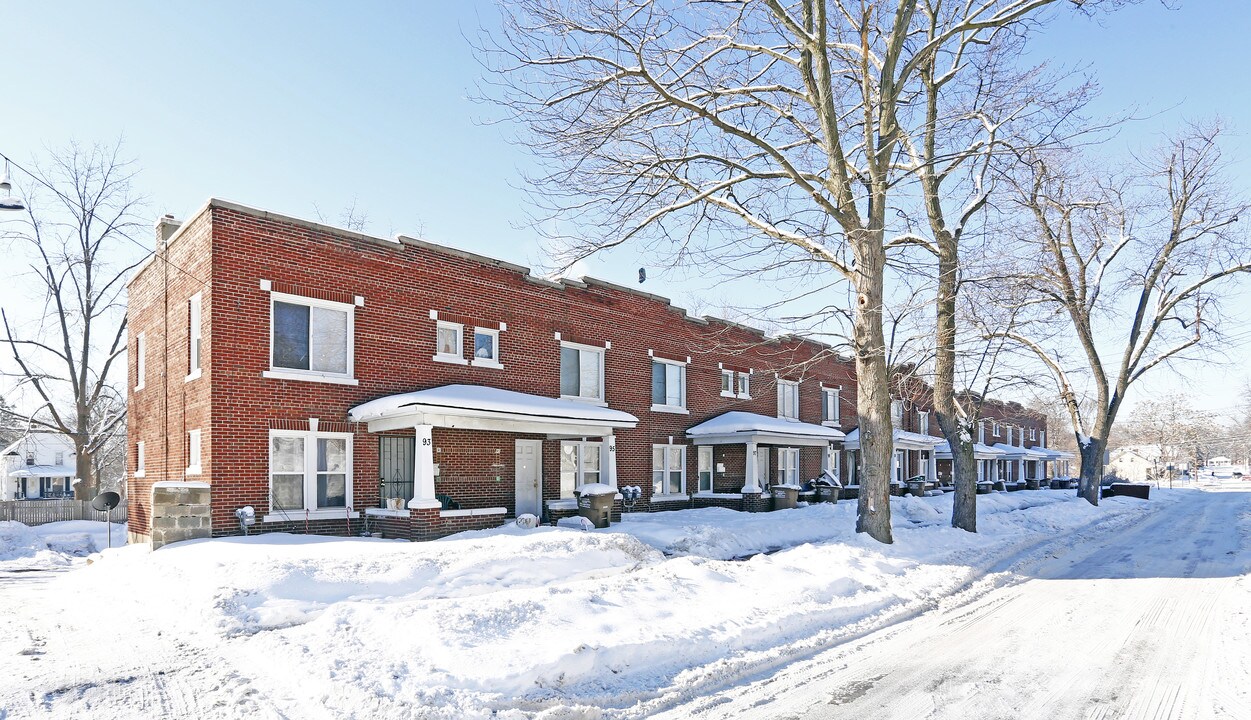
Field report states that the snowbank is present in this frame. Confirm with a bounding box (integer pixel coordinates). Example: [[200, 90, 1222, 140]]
[[0, 519, 127, 571], [19, 490, 1177, 718]]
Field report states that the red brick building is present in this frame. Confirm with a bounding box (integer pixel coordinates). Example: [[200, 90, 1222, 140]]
[[126, 199, 1070, 545]]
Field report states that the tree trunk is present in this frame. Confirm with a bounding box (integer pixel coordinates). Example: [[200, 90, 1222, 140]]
[[932, 229, 978, 531], [1078, 435, 1104, 506], [74, 443, 99, 500], [852, 228, 893, 544]]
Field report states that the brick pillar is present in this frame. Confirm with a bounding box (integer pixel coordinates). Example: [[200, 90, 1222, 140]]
[[150, 481, 211, 549], [742, 491, 767, 513], [410, 504, 443, 542]]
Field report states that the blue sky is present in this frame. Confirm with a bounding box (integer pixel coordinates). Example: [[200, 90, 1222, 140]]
[[1, 0, 1248, 417]]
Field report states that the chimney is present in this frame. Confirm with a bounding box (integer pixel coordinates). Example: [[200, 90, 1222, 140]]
[[156, 214, 182, 249]]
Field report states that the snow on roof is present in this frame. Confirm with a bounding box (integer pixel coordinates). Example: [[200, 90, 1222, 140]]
[[349, 384, 638, 426], [8, 464, 76, 478], [934, 440, 1006, 458], [1033, 447, 1075, 461], [990, 443, 1050, 459], [843, 428, 942, 448], [686, 412, 845, 440]]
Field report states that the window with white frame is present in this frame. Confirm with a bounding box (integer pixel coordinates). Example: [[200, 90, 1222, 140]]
[[737, 371, 751, 398], [993, 421, 1000, 436], [270, 294, 353, 380], [1005, 425, 1013, 445], [720, 369, 735, 396], [822, 387, 840, 424], [1040, 430, 1045, 445], [135, 332, 146, 391], [978, 421, 985, 444], [1031, 427, 1037, 441], [434, 321, 465, 363], [697, 446, 714, 492], [826, 445, 840, 480], [187, 292, 202, 379], [471, 327, 501, 367], [778, 447, 799, 485], [652, 444, 686, 496], [891, 400, 904, 427], [560, 342, 604, 402], [559, 440, 602, 497], [187, 429, 202, 475], [55, 451, 64, 465], [777, 379, 799, 420], [651, 358, 686, 410], [268, 431, 351, 514], [135, 441, 145, 477], [918, 410, 929, 435]]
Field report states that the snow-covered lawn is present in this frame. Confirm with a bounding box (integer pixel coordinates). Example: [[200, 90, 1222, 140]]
[[0, 519, 127, 571], [0, 490, 1202, 719]]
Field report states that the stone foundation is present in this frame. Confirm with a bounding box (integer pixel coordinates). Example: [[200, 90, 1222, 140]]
[[150, 481, 211, 549]]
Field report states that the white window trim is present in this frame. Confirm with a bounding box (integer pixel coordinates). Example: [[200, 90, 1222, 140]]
[[822, 386, 841, 426], [918, 410, 929, 435], [263, 429, 355, 522], [697, 445, 715, 493], [993, 421, 1001, 437], [135, 441, 145, 478], [890, 400, 904, 427], [778, 447, 800, 485], [470, 327, 503, 369], [135, 332, 146, 391], [560, 340, 607, 405], [720, 369, 736, 398], [651, 443, 687, 498], [650, 356, 688, 414], [267, 291, 356, 383], [777, 379, 800, 421], [187, 291, 203, 382], [433, 320, 467, 365], [559, 439, 605, 498], [737, 371, 752, 399], [186, 429, 202, 476]]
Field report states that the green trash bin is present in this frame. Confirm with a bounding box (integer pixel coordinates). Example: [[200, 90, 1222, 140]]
[[575, 484, 617, 528], [771, 485, 799, 510]]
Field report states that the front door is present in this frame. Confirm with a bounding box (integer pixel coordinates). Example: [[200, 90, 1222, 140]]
[[515, 439, 542, 517]]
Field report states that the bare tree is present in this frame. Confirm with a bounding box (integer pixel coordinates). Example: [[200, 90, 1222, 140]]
[[994, 124, 1251, 504], [483, 0, 1103, 543], [0, 142, 146, 499]]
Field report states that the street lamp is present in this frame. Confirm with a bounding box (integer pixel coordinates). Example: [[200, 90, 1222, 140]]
[[0, 159, 26, 211]]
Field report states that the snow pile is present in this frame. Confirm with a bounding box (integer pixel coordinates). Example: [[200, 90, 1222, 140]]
[[10, 490, 1182, 718], [0, 520, 126, 571]]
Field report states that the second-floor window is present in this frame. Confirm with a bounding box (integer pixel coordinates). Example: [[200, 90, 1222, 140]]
[[993, 421, 1001, 437], [918, 411, 929, 435], [822, 387, 840, 424], [560, 342, 604, 402], [135, 441, 145, 477], [187, 292, 202, 379], [271, 294, 353, 379], [472, 327, 501, 367], [891, 400, 904, 427], [135, 332, 146, 391], [721, 369, 735, 396], [1005, 425, 1013, 445], [738, 372, 751, 398], [777, 380, 799, 420], [651, 359, 686, 410], [55, 451, 64, 465], [187, 429, 202, 475]]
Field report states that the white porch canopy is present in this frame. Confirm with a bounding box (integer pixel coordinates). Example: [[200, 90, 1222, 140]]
[[1033, 447, 1075, 462], [934, 440, 1006, 460], [686, 411, 845, 447], [349, 384, 638, 437], [842, 428, 941, 451], [9, 464, 75, 478], [991, 443, 1050, 461]]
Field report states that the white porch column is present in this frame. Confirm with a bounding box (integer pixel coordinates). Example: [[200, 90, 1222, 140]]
[[927, 451, 937, 482], [822, 443, 833, 474], [890, 451, 898, 484], [601, 435, 618, 488], [407, 424, 441, 509], [743, 441, 761, 493], [977, 459, 984, 482], [1019, 458, 1026, 482], [991, 460, 999, 483]]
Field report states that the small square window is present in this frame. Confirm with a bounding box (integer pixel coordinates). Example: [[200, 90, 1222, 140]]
[[471, 328, 502, 367], [436, 323, 462, 358], [737, 372, 751, 398], [721, 369, 735, 396]]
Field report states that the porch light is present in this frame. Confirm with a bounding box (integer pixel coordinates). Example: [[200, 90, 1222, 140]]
[[0, 160, 25, 212]]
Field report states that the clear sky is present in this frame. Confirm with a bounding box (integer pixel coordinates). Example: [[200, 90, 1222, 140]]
[[1, 0, 1248, 418]]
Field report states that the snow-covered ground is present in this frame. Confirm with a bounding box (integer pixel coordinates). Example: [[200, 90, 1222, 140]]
[[0, 519, 127, 572], [0, 487, 1246, 719]]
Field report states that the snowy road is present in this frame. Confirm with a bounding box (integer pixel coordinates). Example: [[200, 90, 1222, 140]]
[[663, 486, 1251, 720]]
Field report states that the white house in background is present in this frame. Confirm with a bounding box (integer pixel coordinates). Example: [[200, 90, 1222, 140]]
[[1206, 456, 1236, 479], [1, 433, 78, 500], [1108, 445, 1163, 483]]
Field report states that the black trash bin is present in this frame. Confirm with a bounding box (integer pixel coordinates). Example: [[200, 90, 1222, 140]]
[[575, 485, 617, 528], [814, 471, 840, 503], [772, 485, 799, 510]]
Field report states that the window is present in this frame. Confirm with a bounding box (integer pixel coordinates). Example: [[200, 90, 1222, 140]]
[[1031, 427, 1037, 441], [135, 332, 146, 391], [737, 372, 751, 398], [918, 411, 929, 435], [756, 448, 770, 487], [778, 447, 799, 485], [25, 451, 33, 466], [993, 421, 1000, 437], [135, 441, 145, 477], [721, 369, 735, 397], [560, 440, 602, 497], [651, 359, 686, 411], [434, 321, 465, 364], [471, 327, 502, 368], [187, 429, 202, 475], [822, 387, 840, 425], [560, 343, 604, 402], [891, 400, 904, 427], [697, 446, 714, 492], [978, 421, 985, 444], [777, 379, 799, 420], [55, 451, 64, 466], [1005, 425, 1013, 445], [187, 292, 202, 380], [268, 431, 352, 515], [652, 444, 685, 496], [1040, 430, 1045, 446], [269, 294, 354, 381], [826, 445, 841, 480]]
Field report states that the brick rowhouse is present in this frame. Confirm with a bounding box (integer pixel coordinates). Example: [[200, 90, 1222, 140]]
[[126, 199, 1062, 545]]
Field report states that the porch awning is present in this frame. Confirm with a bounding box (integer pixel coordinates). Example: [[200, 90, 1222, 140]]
[[686, 411, 844, 447], [348, 384, 638, 437], [1033, 446, 1075, 461], [934, 440, 1006, 460], [991, 443, 1051, 460], [843, 428, 942, 451], [8, 464, 75, 478]]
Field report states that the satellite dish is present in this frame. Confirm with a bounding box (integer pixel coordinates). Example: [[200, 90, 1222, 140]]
[[91, 491, 121, 512]]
